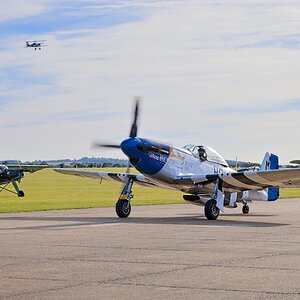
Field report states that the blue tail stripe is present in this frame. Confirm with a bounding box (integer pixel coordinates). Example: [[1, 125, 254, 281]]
[[269, 154, 279, 170]]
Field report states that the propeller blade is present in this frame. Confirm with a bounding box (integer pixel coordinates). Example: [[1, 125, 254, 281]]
[[91, 142, 120, 149], [92, 97, 141, 152], [129, 97, 140, 138]]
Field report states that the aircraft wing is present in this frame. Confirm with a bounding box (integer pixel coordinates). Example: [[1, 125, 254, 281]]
[[54, 168, 300, 193], [290, 160, 300, 165], [5, 164, 48, 173], [180, 168, 300, 192], [53, 168, 163, 188]]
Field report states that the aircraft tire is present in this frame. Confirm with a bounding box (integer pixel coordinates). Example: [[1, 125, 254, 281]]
[[242, 204, 249, 214], [18, 191, 25, 197], [116, 200, 131, 218], [204, 199, 219, 220]]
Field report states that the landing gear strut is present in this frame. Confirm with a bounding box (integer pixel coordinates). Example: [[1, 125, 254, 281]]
[[204, 178, 223, 220], [12, 180, 25, 197], [0, 180, 25, 197], [115, 177, 134, 218]]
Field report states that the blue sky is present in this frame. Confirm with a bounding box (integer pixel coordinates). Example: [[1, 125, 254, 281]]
[[0, 0, 300, 163], [0, 2, 143, 36]]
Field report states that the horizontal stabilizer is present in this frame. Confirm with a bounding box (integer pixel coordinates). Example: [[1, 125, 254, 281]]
[[267, 187, 279, 201]]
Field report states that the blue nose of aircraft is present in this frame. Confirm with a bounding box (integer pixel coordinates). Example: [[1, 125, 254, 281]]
[[120, 138, 141, 163], [120, 137, 169, 175]]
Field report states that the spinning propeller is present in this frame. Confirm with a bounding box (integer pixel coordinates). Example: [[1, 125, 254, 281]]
[[92, 97, 140, 151], [129, 97, 139, 138], [92, 97, 170, 169], [92, 97, 141, 179]]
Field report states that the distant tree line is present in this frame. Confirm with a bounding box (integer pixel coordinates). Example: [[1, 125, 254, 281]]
[[226, 160, 260, 168], [3, 157, 296, 169], [22, 157, 128, 168]]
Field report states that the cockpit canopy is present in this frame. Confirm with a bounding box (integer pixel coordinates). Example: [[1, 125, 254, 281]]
[[183, 144, 228, 167]]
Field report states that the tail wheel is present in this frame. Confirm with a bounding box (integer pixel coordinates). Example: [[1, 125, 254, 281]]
[[242, 204, 249, 214], [204, 199, 220, 220], [116, 200, 131, 218]]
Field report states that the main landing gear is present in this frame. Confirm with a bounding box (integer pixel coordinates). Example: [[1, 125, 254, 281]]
[[12, 180, 25, 197], [18, 191, 25, 197], [204, 179, 223, 220], [116, 200, 131, 218], [204, 199, 220, 220], [203, 178, 252, 219], [115, 177, 134, 218], [0, 180, 25, 197], [204, 198, 250, 219], [242, 203, 249, 214]]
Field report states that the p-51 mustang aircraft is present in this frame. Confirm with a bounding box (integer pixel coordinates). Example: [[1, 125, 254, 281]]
[[54, 100, 300, 220], [25, 40, 47, 50], [0, 163, 48, 197]]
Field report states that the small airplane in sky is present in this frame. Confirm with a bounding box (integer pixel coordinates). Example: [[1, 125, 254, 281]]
[[0, 163, 48, 197], [54, 100, 300, 220], [25, 40, 47, 50]]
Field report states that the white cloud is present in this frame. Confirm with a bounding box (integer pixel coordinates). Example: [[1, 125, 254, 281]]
[[0, 0, 49, 22], [0, 0, 300, 163]]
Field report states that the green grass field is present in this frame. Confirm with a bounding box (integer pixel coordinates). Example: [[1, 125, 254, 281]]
[[0, 168, 299, 213], [0, 168, 184, 213]]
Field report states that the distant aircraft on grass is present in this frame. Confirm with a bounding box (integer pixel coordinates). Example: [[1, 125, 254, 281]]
[[54, 99, 300, 220], [0, 163, 48, 197]]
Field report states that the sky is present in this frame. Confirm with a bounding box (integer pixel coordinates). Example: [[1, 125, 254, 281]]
[[0, 0, 299, 164]]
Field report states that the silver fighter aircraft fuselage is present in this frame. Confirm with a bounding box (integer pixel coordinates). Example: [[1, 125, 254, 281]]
[[54, 100, 300, 220]]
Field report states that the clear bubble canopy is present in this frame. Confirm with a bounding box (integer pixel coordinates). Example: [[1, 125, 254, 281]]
[[183, 144, 228, 167]]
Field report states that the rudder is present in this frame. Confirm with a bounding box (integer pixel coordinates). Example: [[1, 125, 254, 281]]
[[260, 152, 279, 201]]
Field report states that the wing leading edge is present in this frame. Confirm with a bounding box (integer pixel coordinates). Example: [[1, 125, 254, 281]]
[[5, 164, 48, 173], [54, 168, 300, 194], [53, 168, 160, 188]]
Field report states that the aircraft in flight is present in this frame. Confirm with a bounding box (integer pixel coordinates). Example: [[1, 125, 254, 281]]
[[54, 100, 300, 220], [25, 40, 47, 50], [0, 163, 48, 197]]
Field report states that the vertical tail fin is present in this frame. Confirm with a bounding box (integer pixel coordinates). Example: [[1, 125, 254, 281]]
[[260, 152, 279, 171], [260, 152, 279, 201]]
